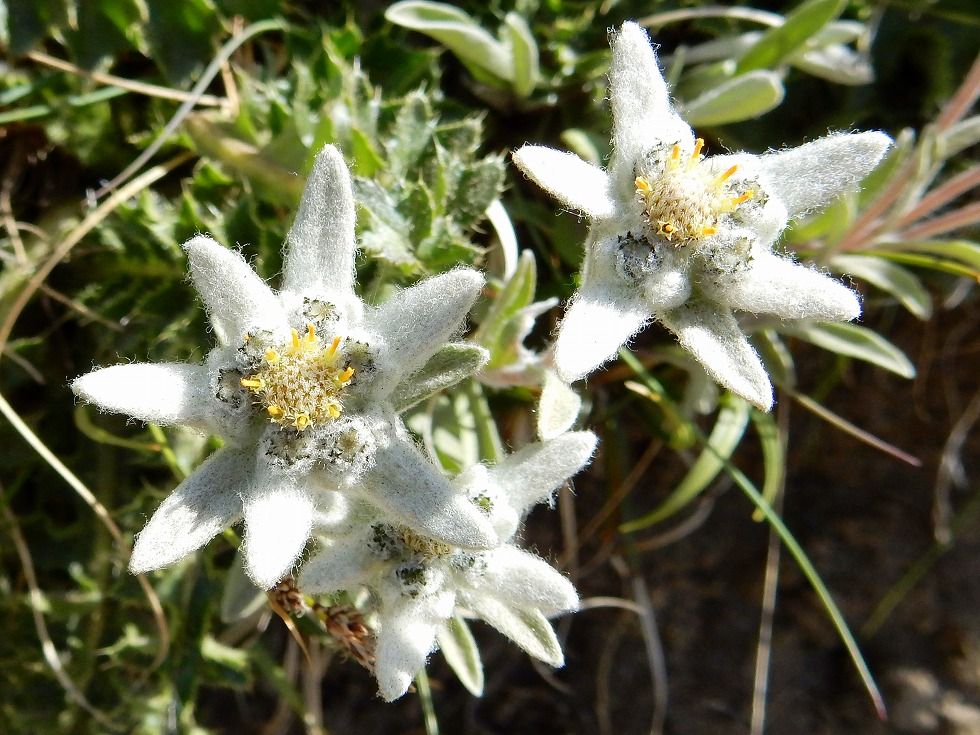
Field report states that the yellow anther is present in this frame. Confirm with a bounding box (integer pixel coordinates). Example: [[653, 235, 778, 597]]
[[671, 144, 680, 161], [267, 405, 284, 419], [305, 323, 317, 343], [658, 221, 677, 240], [635, 176, 652, 193], [328, 335, 342, 357], [702, 226, 717, 236], [692, 138, 704, 160], [241, 376, 265, 389], [715, 165, 738, 185], [294, 413, 311, 430], [339, 366, 355, 382], [264, 348, 280, 364], [327, 404, 341, 419], [290, 328, 301, 351]]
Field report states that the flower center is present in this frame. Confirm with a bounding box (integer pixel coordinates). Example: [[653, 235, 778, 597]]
[[634, 138, 754, 245], [240, 324, 354, 431]]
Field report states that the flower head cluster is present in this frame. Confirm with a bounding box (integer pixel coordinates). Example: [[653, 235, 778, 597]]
[[299, 431, 597, 700], [73, 145, 497, 588], [513, 22, 892, 410]]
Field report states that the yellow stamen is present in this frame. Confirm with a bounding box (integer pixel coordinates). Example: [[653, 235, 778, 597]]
[[715, 165, 738, 185], [327, 404, 341, 419], [692, 138, 704, 160], [339, 366, 355, 382], [305, 323, 316, 343], [290, 328, 301, 351], [264, 348, 280, 364], [328, 335, 342, 357], [241, 376, 265, 389], [294, 413, 311, 430], [702, 226, 717, 236], [671, 144, 680, 161], [635, 176, 651, 193], [267, 405, 284, 419]]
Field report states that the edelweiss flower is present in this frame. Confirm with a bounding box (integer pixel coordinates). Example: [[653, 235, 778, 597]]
[[299, 431, 597, 701], [513, 22, 892, 410], [73, 145, 497, 588]]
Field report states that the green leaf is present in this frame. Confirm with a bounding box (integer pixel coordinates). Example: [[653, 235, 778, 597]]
[[437, 616, 484, 696], [145, 0, 220, 83], [830, 254, 932, 320], [750, 410, 784, 522], [621, 395, 752, 532], [388, 92, 435, 179], [683, 70, 785, 126], [736, 0, 846, 73], [879, 239, 980, 273], [474, 249, 537, 361], [64, 0, 143, 68], [447, 157, 504, 230], [503, 12, 538, 99], [785, 322, 916, 378], [6, 0, 66, 56], [391, 343, 489, 413], [385, 1, 511, 82]]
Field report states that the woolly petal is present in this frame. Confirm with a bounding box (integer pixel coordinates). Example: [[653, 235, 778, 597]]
[[242, 475, 314, 589], [375, 595, 447, 701], [462, 594, 565, 667], [368, 269, 484, 390], [479, 546, 579, 617], [608, 22, 692, 196], [129, 448, 248, 573], [72, 362, 210, 426], [282, 146, 357, 302], [708, 252, 861, 321], [359, 436, 498, 549], [184, 235, 287, 345], [659, 303, 773, 411], [491, 432, 597, 515], [511, 146, 616, 219], [298, 535, 375, 594], [553, 279, 650, 383], [703, 153, 789, 244], [537, 371, 581, 441], [762, 131, 892, 218]]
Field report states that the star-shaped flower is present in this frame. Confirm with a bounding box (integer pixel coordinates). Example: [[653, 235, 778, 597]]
[[513, 22, 892, 410], [298, 431, 597, 701], [72, 145, 497, 588]]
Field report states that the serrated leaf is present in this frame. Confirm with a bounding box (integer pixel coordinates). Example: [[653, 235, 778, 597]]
[[683, 71, 785, 126], [448, 157, 505, 229], [621, 395, 752, 532], [388, 92, 435, 178], [437, 616, 484, 696], [785, 322, 916, 378], [737, 0, 846, 73], [503, 12, 538, 99], [830, 254, 932, 320], [391, 343, 489, 412], [385, 1, 511, 82]]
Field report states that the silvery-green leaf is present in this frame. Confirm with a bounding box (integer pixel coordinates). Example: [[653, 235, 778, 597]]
[[437, 615, 484, 696], [830, 254, 932, 320], [939, 116, 980, 160], [784, 322, 916, 378], [683, 71, 785, 126], [385, 1, 511, 82], [736, 0, 847, 73], [463, 595, 564, 666], [220, 549, 267, 623], [391, 343, 490, 412], [475, 249, 537, 363], [387, 92, 435, 178], [792, 45, 873, 85], [503, 12, 538, 98], [448, 156, 505, 229]]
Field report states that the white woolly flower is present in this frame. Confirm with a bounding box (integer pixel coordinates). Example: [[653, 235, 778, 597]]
[[298, 431, 598, 701], [72, 145, 497, 589], [512, 22, 892, 410]]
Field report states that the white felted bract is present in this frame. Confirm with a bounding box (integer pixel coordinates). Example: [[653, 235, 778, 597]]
[[553, 278, 649, 383], [461, 594, 564, 667], [297, 535, 375, 594], [243, 477, 315, 588], [72, 362, 209, 427], [762, 131, 893, 218], [513, 21, 889, 409], [708, 252, 861, 321], [283, 146, 357, 302], [537, 371, 581, 441], [367, 268, 484, 390], [130, 448, 248, 574], [184, 235, 286, 344], [660, 304, 773, 411], [298, 431, 597, 699], [479, 546, 578, 616], [512, 146, 616, 219], [358, 437, 498, 549], [73, 144, 498, 585]]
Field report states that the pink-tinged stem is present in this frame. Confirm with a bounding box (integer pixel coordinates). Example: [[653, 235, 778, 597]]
[[937, 53, 980, 131], [896, 166, 980, 227], [898, 201, 980, 241]]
